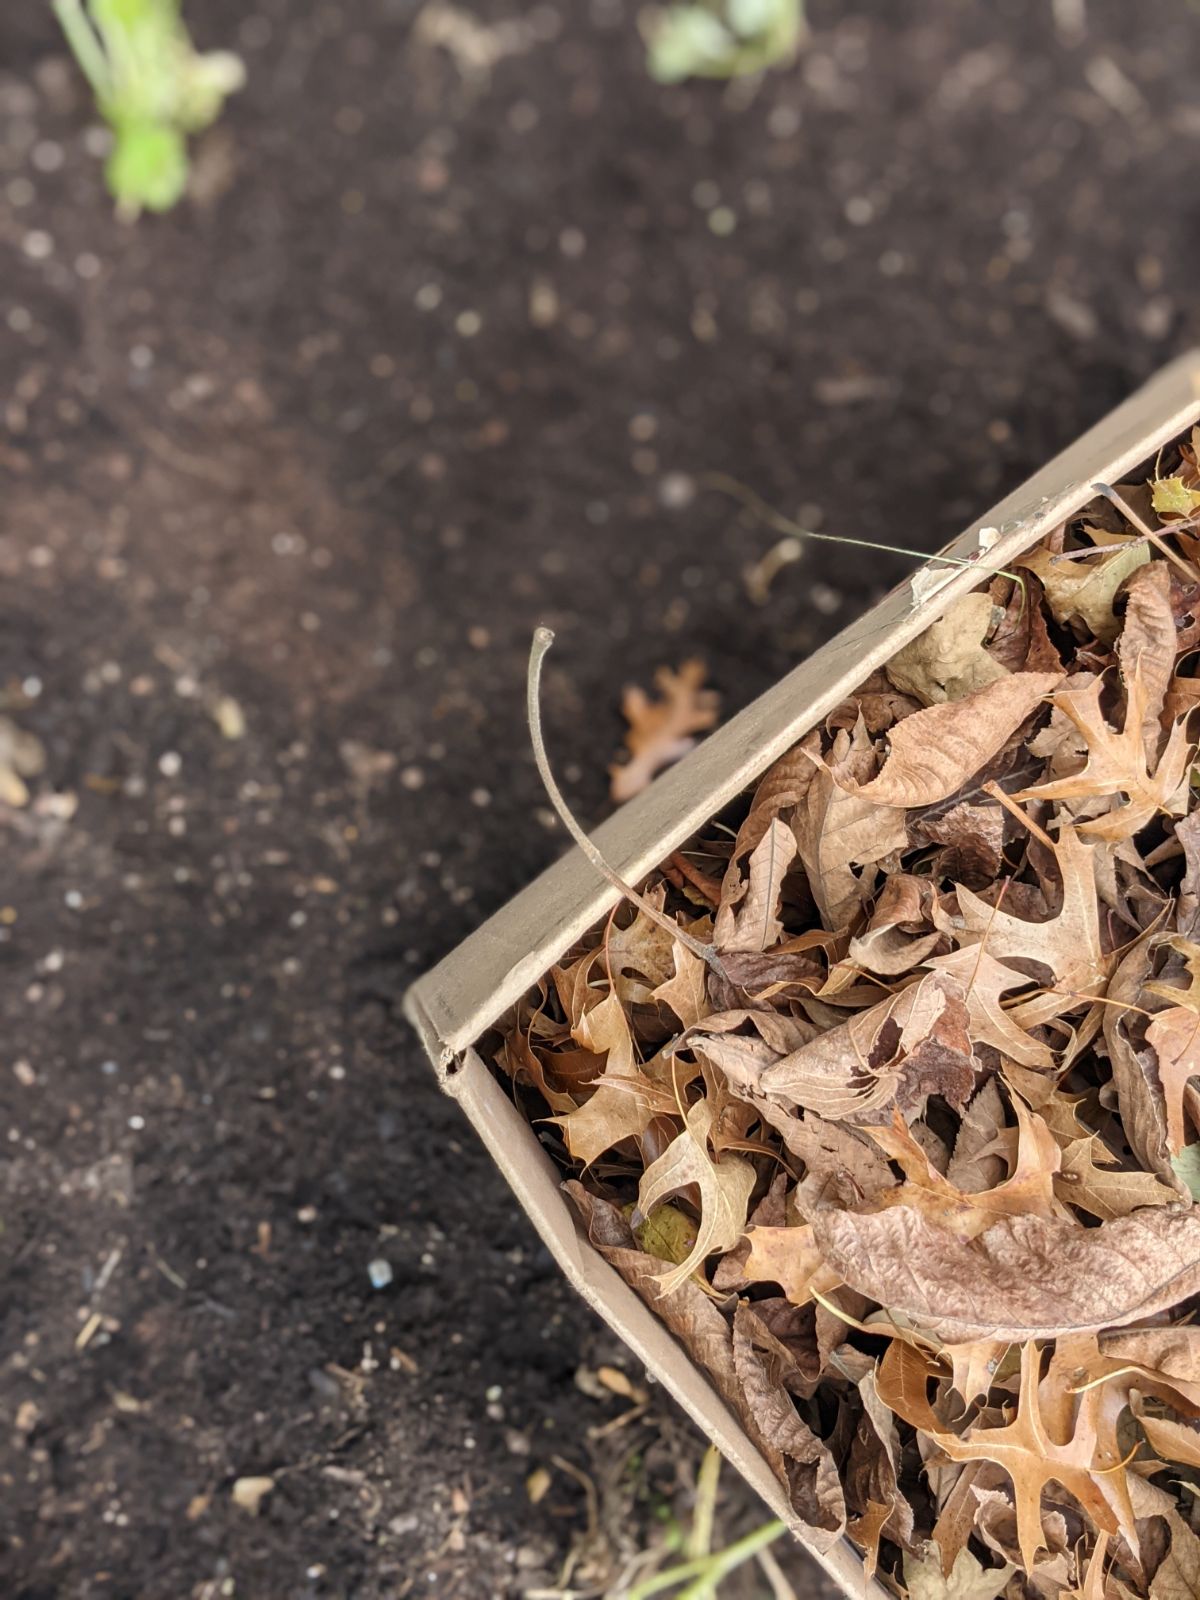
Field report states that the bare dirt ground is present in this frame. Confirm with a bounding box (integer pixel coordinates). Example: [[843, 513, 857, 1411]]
[[2, 1, 1199, 1595]]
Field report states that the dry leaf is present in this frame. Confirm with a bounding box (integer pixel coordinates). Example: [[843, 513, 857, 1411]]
[[714, 818, 798, 952], [902, 1546, 1014, 1600], [1054, 1135, 1180, 1220], [848, 672, 1062, 810], [1116, 561, 1177, 756], [810, 1205, 1200, 1343], [885, 591, 1010, 705], [609, 660, 719, 802], [757, 971, 977, 1120], [880, 1340, 1136, 1572], [794, 722, 908, 930], [1018, 540, 1151, 642], [636, 1097, 756, 1293], [1015, 673, 1193, 841]]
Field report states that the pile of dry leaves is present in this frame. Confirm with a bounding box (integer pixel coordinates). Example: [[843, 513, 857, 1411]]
[[496, 428, 1200, 1599]]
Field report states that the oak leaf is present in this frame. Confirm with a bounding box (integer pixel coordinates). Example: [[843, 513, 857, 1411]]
[[1014, 673, 1194, 842], [550, 986, 680, 1164], [1054, 1135, 1180, 1220], [793, 721, 908, 931], [636, 1096, 756, 1293], [902, 1548, 1014, 1600], [879, 1339, 1135, 1573], [609, 660, 719, 801]]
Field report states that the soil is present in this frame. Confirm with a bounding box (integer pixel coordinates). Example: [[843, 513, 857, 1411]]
[[1, 2, 1199, 1597]]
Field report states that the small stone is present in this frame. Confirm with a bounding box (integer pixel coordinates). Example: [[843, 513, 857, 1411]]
[[367, 1258, 394, 1290], [231, 1475, 275, 1514]]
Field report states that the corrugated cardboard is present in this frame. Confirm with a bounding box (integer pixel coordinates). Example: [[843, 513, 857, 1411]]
[[405, 350, 1200, 1596]]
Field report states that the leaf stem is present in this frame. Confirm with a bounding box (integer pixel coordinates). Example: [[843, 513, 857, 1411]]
[[1091, 482, 1200, 583], [527, 629, 729, 983]]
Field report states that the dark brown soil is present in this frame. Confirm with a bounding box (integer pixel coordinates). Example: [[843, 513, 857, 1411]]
[[1, 2, 1198, 1596]]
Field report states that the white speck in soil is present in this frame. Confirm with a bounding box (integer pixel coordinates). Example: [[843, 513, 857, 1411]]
[[158, 751, 182, 778], [64, 890, 83, 910], [455, 309, 483, 337], [367, 1258, 393, 1290], [400, 766, 425, 791], [659, 472, 695, 510], [128, 1115, 145, 1131], [22, 230, 53, 260]]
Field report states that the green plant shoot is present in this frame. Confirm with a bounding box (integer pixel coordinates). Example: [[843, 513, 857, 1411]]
[[52, 0, 245, 216], [644, 0, 806, 83]]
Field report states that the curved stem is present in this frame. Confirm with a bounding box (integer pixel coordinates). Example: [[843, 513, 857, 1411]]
[[527, 628, 728, 982]]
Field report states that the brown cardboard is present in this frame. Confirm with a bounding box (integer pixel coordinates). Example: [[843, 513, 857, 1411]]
[[405, 350, 1200, 1593]]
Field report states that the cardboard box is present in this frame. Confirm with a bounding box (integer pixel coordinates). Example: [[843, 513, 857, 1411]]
[[405, 350, 1200, 1597]]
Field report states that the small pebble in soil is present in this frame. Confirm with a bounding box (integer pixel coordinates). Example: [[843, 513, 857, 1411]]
[[367, 1258, 394, 1290]]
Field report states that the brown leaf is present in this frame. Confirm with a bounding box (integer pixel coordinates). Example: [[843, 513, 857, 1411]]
[[714, 817, 798, 953], [914, 799, 1008, 889], [650, 943, 712, 1031], [732, 1299, 846, 1547], [1102, 937, 1181, 1187], [880, 1339, 1135, 1573], [757, 971, 977, 1120], [550, 986, 679, 1164], [609, 660, 719, 802], [636, 1096, 756, 1293], [927, 946, 1054, 1071], [885, 590, 1011, 706], [1054, 1135, 1180, 1220], [1145, 1005, 1200, 1157], [1134, 1404, 1200, 1469], [793, 720, 909, 931], [847, 874, 943, 977], [1015, 673, 1194, 842], [951, 826, 1107, 1000], [902, 1547, 1014, 1600], [844, 1365, 915, 1575], [1098, 1327, 1200, 1385], [1116, 561, 1177, 758], [947, 1079, 1010, 1194], [564, 1183, 746, 1408], [847, 671, 1061, 810], [810, 1204, 1200, 1343], [1018, 540, 1150, 643]]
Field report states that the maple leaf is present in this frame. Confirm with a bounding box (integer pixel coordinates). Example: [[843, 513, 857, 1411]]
[[847, 671, 1062, 810], [609, 659, 719, 802], [1014, 672, 1194, 842], [635, 1096, 756, 1293]]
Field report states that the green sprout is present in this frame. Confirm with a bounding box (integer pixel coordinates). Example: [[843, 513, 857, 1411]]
[[626, 1447, 786, 1598], [52, 0, 245, 216], [643, 0, 806, 83]]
